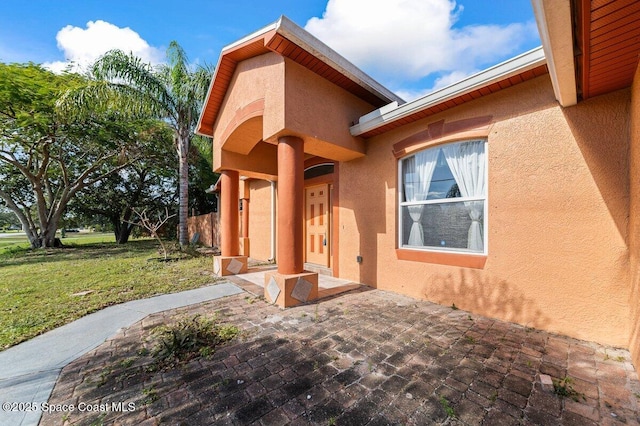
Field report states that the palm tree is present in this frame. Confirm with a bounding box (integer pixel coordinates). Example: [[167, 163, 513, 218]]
[[59, 42, 213, 246]]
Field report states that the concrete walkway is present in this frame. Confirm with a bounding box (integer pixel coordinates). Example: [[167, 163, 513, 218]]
[[0, 282, 243, 426]]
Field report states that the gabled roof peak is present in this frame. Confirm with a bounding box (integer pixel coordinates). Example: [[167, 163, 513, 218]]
[[197, 16, 402, 136]]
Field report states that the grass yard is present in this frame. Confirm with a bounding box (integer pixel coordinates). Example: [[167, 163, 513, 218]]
[[0, 236, 221, 350], [0, 233, 34, 253], [0, 231, 115, 254]]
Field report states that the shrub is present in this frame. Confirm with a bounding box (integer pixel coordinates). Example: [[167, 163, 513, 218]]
[[151, 314, 239, 367]]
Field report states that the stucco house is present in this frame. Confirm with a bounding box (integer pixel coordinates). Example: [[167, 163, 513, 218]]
[[196, 0, 640, 369]]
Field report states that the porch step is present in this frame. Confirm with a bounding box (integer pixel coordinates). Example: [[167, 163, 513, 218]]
[[304, 263, 332, 277]]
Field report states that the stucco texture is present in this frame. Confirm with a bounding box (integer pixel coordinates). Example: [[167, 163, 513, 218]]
[[629, 63, 640, 367], [212, 53, 282, 178], [212, 53, 378, 181], [339, 76, 631, 347], [248, 179, 275, 262], [282, 58, 372, 161]]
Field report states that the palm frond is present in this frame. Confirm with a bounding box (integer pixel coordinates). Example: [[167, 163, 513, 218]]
[[91, 49, 178, 122], [56, 80, 164, 122]]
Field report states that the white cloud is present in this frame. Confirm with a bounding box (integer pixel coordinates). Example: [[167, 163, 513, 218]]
[[305, 0, 538, 100], [431, 69, 477, 90], [43, 20, 164, 73]]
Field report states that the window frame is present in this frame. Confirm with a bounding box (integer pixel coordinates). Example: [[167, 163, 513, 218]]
[[397, 139, 489, 256]]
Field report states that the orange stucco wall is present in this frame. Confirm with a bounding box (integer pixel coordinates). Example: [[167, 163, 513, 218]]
[[281, 58, 371, 161], [248, 179, 275, 262], [212, 52, 378, 179], [212, 53, 282, 178], [629, 64, 640, 366], [338, 75, 631, 347]]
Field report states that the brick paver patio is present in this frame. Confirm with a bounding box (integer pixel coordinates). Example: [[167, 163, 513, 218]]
[[40, 283, 640, 425]]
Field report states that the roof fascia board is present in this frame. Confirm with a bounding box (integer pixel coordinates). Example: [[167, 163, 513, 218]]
[[350, 47, 547, 136], [275, 16, 404, 105], [531, 0, 577, 107], [221, 19, 279, 54], [195, 53, 228, 136]]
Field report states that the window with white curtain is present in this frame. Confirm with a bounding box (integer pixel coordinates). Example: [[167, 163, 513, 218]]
[[399, 140, 487, 254]]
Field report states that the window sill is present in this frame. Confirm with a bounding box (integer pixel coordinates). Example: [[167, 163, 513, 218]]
[[395, 248, 487, 269]]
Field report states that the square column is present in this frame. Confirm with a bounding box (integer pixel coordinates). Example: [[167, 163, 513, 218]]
[[215, 170, 247, 276], [264, 136, 318, 307]]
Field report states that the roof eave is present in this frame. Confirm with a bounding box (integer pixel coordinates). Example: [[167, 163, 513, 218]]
[[196, 16, 404, 137], [276, 16, 404, 105], [350, 46, 547, 137], [195, 54, 226, 137], [196, 21, 279, 137], [531, 0, 578, 107]]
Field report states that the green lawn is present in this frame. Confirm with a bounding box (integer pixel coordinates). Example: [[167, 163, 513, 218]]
[[0, 231, 116, 254], [0, 235, 221, 350]]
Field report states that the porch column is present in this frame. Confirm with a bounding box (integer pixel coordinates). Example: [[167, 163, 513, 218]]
[[214, 170, 247, 276], [277, 135, 304, 274], [220, 170, 239, 256], [264, 135, 318, 307]]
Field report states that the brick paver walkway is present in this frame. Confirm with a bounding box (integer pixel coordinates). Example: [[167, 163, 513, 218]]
[[40, 286, 640, 425]]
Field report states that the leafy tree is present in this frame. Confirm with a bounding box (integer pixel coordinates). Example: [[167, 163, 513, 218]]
[[71, 120, 177, 243], [446, 183, 461, 198], [58, 42, 213, 246], [0, 63, 143, 248], [189, 135, 218, 216], [0, 206, 20, 229]]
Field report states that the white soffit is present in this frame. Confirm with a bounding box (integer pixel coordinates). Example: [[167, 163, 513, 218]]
[[351, 47, 547, 136], [531, 0, 577, 107]]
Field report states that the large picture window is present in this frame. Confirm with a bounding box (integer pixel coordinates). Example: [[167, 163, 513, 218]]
[[399, 140, 487, 254]]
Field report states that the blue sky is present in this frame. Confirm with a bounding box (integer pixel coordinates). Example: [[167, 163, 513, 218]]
[[0, 0, 541, 101]]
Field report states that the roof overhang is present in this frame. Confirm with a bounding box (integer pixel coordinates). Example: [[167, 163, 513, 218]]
[[196, 16, 404, 137], [531, 0, 578, 107], [533, 0, 640, 104], [575, 0, 640, 100], [351, 47, 548, 138]]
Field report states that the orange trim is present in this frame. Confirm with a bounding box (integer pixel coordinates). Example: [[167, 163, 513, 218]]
[[219, 99, 265, 146], [332, 163, 340, 277], [396, 249, 487, 269], [392, 116, 493, 158]]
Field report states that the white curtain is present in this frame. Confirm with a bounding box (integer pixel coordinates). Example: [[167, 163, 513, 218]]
[[403, 149, 439, 246], [442, 141, 486, 251]]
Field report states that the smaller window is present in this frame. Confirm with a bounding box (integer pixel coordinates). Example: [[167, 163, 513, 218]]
[[304, 163, 334, 180], [399, 140, 487, 254]]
